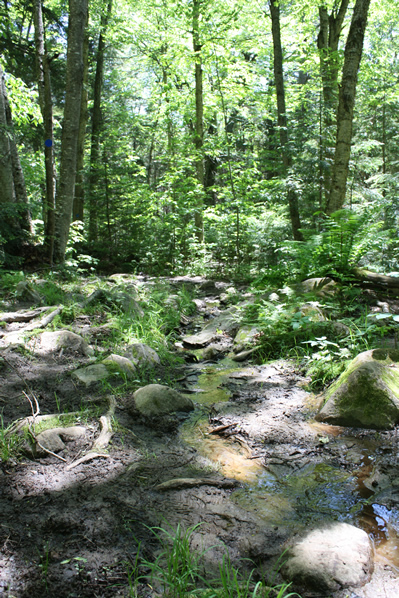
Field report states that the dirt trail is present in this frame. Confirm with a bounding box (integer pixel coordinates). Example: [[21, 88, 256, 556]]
[[0, 277, 399, 597]]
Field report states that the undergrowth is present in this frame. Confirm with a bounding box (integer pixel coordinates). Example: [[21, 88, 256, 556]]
[[123, 522, 301, 598], [246, 280, 398, 390]]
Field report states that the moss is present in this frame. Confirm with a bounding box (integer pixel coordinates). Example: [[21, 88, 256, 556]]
[[318, 349, 399, 429]]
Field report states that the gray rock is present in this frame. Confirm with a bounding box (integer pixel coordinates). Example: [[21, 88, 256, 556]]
[[72, 363, 110, 386], [131, 384, 194, 416], [15, 281, 43, 305], [124, 343, 160, 367], [39, 330, 94, 356], [102, 354, 136, 378], [282, 522, 373, 592], [34, 426, 86, 456], [234, 325, 259, 346], [292, 277, 338, 297], [316, 349, 399, 429], [182, 330, 216, 347]]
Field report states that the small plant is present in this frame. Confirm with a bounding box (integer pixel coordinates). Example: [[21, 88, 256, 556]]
[[141, 522, 208, 597], [38, 542, 50, 590], [0, 415, 23, 462]]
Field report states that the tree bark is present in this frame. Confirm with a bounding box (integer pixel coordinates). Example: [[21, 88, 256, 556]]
[[33, 0, 56, 261], [317, 0, 350, 201], [326, 0, 371, 215], [0, 66, 15, 205], [53, 0, 88, 263], [192, 0, 204, 243], [88, 0, 113, 244], [73, 10, 90, 223], [269, 0, 303, 241]]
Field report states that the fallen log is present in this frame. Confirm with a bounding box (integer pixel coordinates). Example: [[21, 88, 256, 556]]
[[352, 268, 399, 292]]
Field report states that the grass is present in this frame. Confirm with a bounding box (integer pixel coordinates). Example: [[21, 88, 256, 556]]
[[0, 414, 24, 462], [122, 523, 301, 598]]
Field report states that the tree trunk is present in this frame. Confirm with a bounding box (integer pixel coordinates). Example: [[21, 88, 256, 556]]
[[33, 0, 56, 261], [326, 0, 371, 215], [269, 0, 303, 241], [53, 0, 88, 262], [317, 0, 350, 201], [192, 0, 204, 243], [88, 0, 113, 244], [0, 66, 15, 205], [73, 12, 89, 223]]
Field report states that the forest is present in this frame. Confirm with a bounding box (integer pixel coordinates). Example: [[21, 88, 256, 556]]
[[0, 0, 397, 279], [1, 1, 399, 598]]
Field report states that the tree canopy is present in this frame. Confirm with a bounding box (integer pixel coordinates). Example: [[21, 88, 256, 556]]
[[0, 0, 398, 279]]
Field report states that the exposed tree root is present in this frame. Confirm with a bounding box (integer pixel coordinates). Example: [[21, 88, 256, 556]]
[[155, 477, 240, 491], [66, 395, 116, 470]]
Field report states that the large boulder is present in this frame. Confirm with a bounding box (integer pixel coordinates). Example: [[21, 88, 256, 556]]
[[130, 384, 194, 416], [282, 522, 373, 592], [316, 349, 399, 429]]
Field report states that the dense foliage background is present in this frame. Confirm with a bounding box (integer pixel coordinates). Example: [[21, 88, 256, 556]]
[[1, 0, 398, 280]]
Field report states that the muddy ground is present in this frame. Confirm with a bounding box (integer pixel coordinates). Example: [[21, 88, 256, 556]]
[[0, 277, 399, 597]]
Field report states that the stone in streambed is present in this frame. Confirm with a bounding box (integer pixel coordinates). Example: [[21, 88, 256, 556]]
[[282, 522, 373, 592], [130, 384, 194, 416]]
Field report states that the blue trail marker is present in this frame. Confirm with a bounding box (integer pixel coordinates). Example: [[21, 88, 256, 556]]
[[45, 139, 53, 147]]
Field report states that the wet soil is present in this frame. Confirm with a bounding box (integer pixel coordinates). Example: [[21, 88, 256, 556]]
[[0, 277, 399, 597]]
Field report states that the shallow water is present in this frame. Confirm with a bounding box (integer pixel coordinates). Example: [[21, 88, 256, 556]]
[[181, 357, 399, 570]]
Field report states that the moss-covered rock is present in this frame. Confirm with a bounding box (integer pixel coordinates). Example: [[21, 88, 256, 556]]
[[316, 349, 399, 429], [130, 384, 194, 416]]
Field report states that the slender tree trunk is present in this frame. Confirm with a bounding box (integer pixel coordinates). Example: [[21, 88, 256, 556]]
[[269, 0, 303, 241], [317, 1, 350, 201], [33, 0, 56, 261], [73, 12, 89, 222], [4, 91, 31, 230], [192, 0, 204, 243], [326, 0, 371, 215], [88, 0, 113, 244], [53, 0, 88, 262], [0, 66, 15, 205]]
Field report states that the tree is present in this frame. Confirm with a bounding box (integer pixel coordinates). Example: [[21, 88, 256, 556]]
[[192, 0, 205, 243], [33, 0, 56, 262], [88, 0, 113, 244], [53, 0, 88, 263], [317, 0, 350, 201], [326, 0, 372, 215], [0, 64, 31, 254], [269, 0, 303, 241]]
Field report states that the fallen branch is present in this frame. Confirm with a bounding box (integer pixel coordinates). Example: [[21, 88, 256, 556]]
[[24, 305, 63, 331], [209, 423, 236, 435]]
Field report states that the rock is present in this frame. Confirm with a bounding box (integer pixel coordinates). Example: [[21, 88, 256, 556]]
[[231, 347, 259, 362], [102, 354, 136, 378], [234, 326, 259, 346], [282, 522, 373, 592], [38, 330, 94, 356], [124, 343, 160, 367], [182, 330, 216, 347], [202, 345, 221, 360], [292, 277, 338, 297], [316, 349, 399, 429], [34, 426, 86, 456], [299, 303, 326, 322], [72, 364, 110, 386], [15, 281, 43, 305], [131, 384, 194, 416], [85, 288, 143, 317]]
